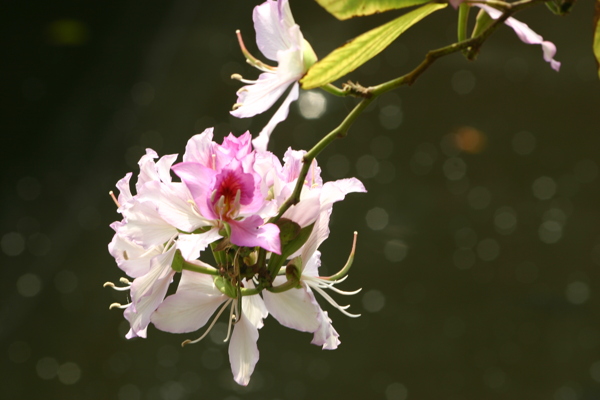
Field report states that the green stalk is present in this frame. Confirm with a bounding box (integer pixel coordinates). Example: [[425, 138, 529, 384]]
[[181, 260, 219, 275]]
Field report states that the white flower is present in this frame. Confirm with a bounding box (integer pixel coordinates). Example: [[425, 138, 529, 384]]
[[231, 0, 317, 151]]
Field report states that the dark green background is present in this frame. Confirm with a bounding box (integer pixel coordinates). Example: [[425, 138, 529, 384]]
[[2, 1, 600, 399]]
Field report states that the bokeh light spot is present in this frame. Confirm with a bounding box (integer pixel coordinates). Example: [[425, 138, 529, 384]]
[[17, 273, 42, 297], [366, 207, 389, 231], [384, 239, 408, 262], [298, 91, 326, 119], [362, 289, 385, 313]]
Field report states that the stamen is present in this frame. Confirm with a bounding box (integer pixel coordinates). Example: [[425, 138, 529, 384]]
[[109, 302, 130, 310], [103, 281, 131, 291], [223, 300, 237, 342], [310, 284, 361, 318], [181, 299, 233, 347], [109, 191, 121, 208], [235, 30, 276, 72], [321, 231, 358, 281]]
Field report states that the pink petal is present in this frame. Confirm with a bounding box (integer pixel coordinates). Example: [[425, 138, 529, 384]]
[[476, 4, 560, 71], [172, 162, 218, 219], [229, 216, 281, 254]]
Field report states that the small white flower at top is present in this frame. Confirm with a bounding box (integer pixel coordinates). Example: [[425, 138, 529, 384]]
[[231, 0, 317, 151]]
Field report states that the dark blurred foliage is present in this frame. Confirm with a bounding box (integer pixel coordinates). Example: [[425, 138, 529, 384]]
[[1, 0, 600, 399]]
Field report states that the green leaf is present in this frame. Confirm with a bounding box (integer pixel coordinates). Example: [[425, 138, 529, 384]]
[[594, 0, 600, 79], [315, 0, 431, 20], [301, 3, 447, 90]]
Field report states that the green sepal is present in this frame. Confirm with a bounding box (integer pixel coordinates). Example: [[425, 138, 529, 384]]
[[170, 249, 184, 272], [267, 220, 315, 278], [301, 3, 446, 90], [471, 8, 494, 39], [214, 276, 237, 298], [315, 0, 431, 20]]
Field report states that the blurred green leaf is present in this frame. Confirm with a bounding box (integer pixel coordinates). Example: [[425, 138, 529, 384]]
[[301, 3, 447, 90], [594, 0, 600, 79], [315, 0, 431, 20]]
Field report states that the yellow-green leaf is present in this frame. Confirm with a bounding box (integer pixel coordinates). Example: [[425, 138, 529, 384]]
[[316, 0, 431, 20], [301, 3, 447, 90], [594, 0, 600, 79]]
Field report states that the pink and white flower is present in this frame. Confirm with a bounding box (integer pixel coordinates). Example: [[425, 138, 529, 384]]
[[231, 0, 317, 151], [172, 129, 282, 254]]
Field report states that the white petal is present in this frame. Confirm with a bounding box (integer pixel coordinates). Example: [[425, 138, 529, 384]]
[[155, 154, 178, 183], [125, 247, 176, 338], [282, 194, 320, 228], [136, 149, 159, 191], [311, 310, 340, 350], [109, 233, 161, 278], [143, 181, 208, 233], [182, 128, 216, 164], [151, 271, 226, 333], [118, 200, 177, 246], [252, 82, 300, 152], [177, 229, 222, 260], [229, 287, 266, 386], [253, 0, 298, 61], [231, 72, 294, 119], [263, 277, 320, 332]]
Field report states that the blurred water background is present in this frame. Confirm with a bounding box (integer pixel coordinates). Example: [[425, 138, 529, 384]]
[[2, 0, 600, 399]]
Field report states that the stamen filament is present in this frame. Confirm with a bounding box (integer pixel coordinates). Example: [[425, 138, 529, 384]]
[[109, 302, 130, 310], [109, 191, 121, 208], [310, 284, 361, 318], [103, 281, 131, 291], [235, 30, 276, 72], [321, 232, 358, 281], [181, 299, 233, 347]]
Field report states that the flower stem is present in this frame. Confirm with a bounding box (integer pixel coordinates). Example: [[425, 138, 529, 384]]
[[181, 260, 219, 275], [269, 96, 374, 222]]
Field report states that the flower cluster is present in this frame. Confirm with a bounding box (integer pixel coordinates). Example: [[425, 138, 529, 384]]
[[106, 128, 365, 385]]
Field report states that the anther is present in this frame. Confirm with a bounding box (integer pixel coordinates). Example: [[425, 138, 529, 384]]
[[232, 103, 243, 111], [109, 302, 128, 310], [231, 73, 243, 81]]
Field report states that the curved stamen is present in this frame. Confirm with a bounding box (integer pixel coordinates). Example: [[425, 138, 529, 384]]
[[109, 302, 130, 310], [103, 281, 131, 291], [223, 300, 238, 342], [181, 299, 233, 347], [321, 232, 358, 281], [235, 30, 276, 72], [310, 284, 361, 318]]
